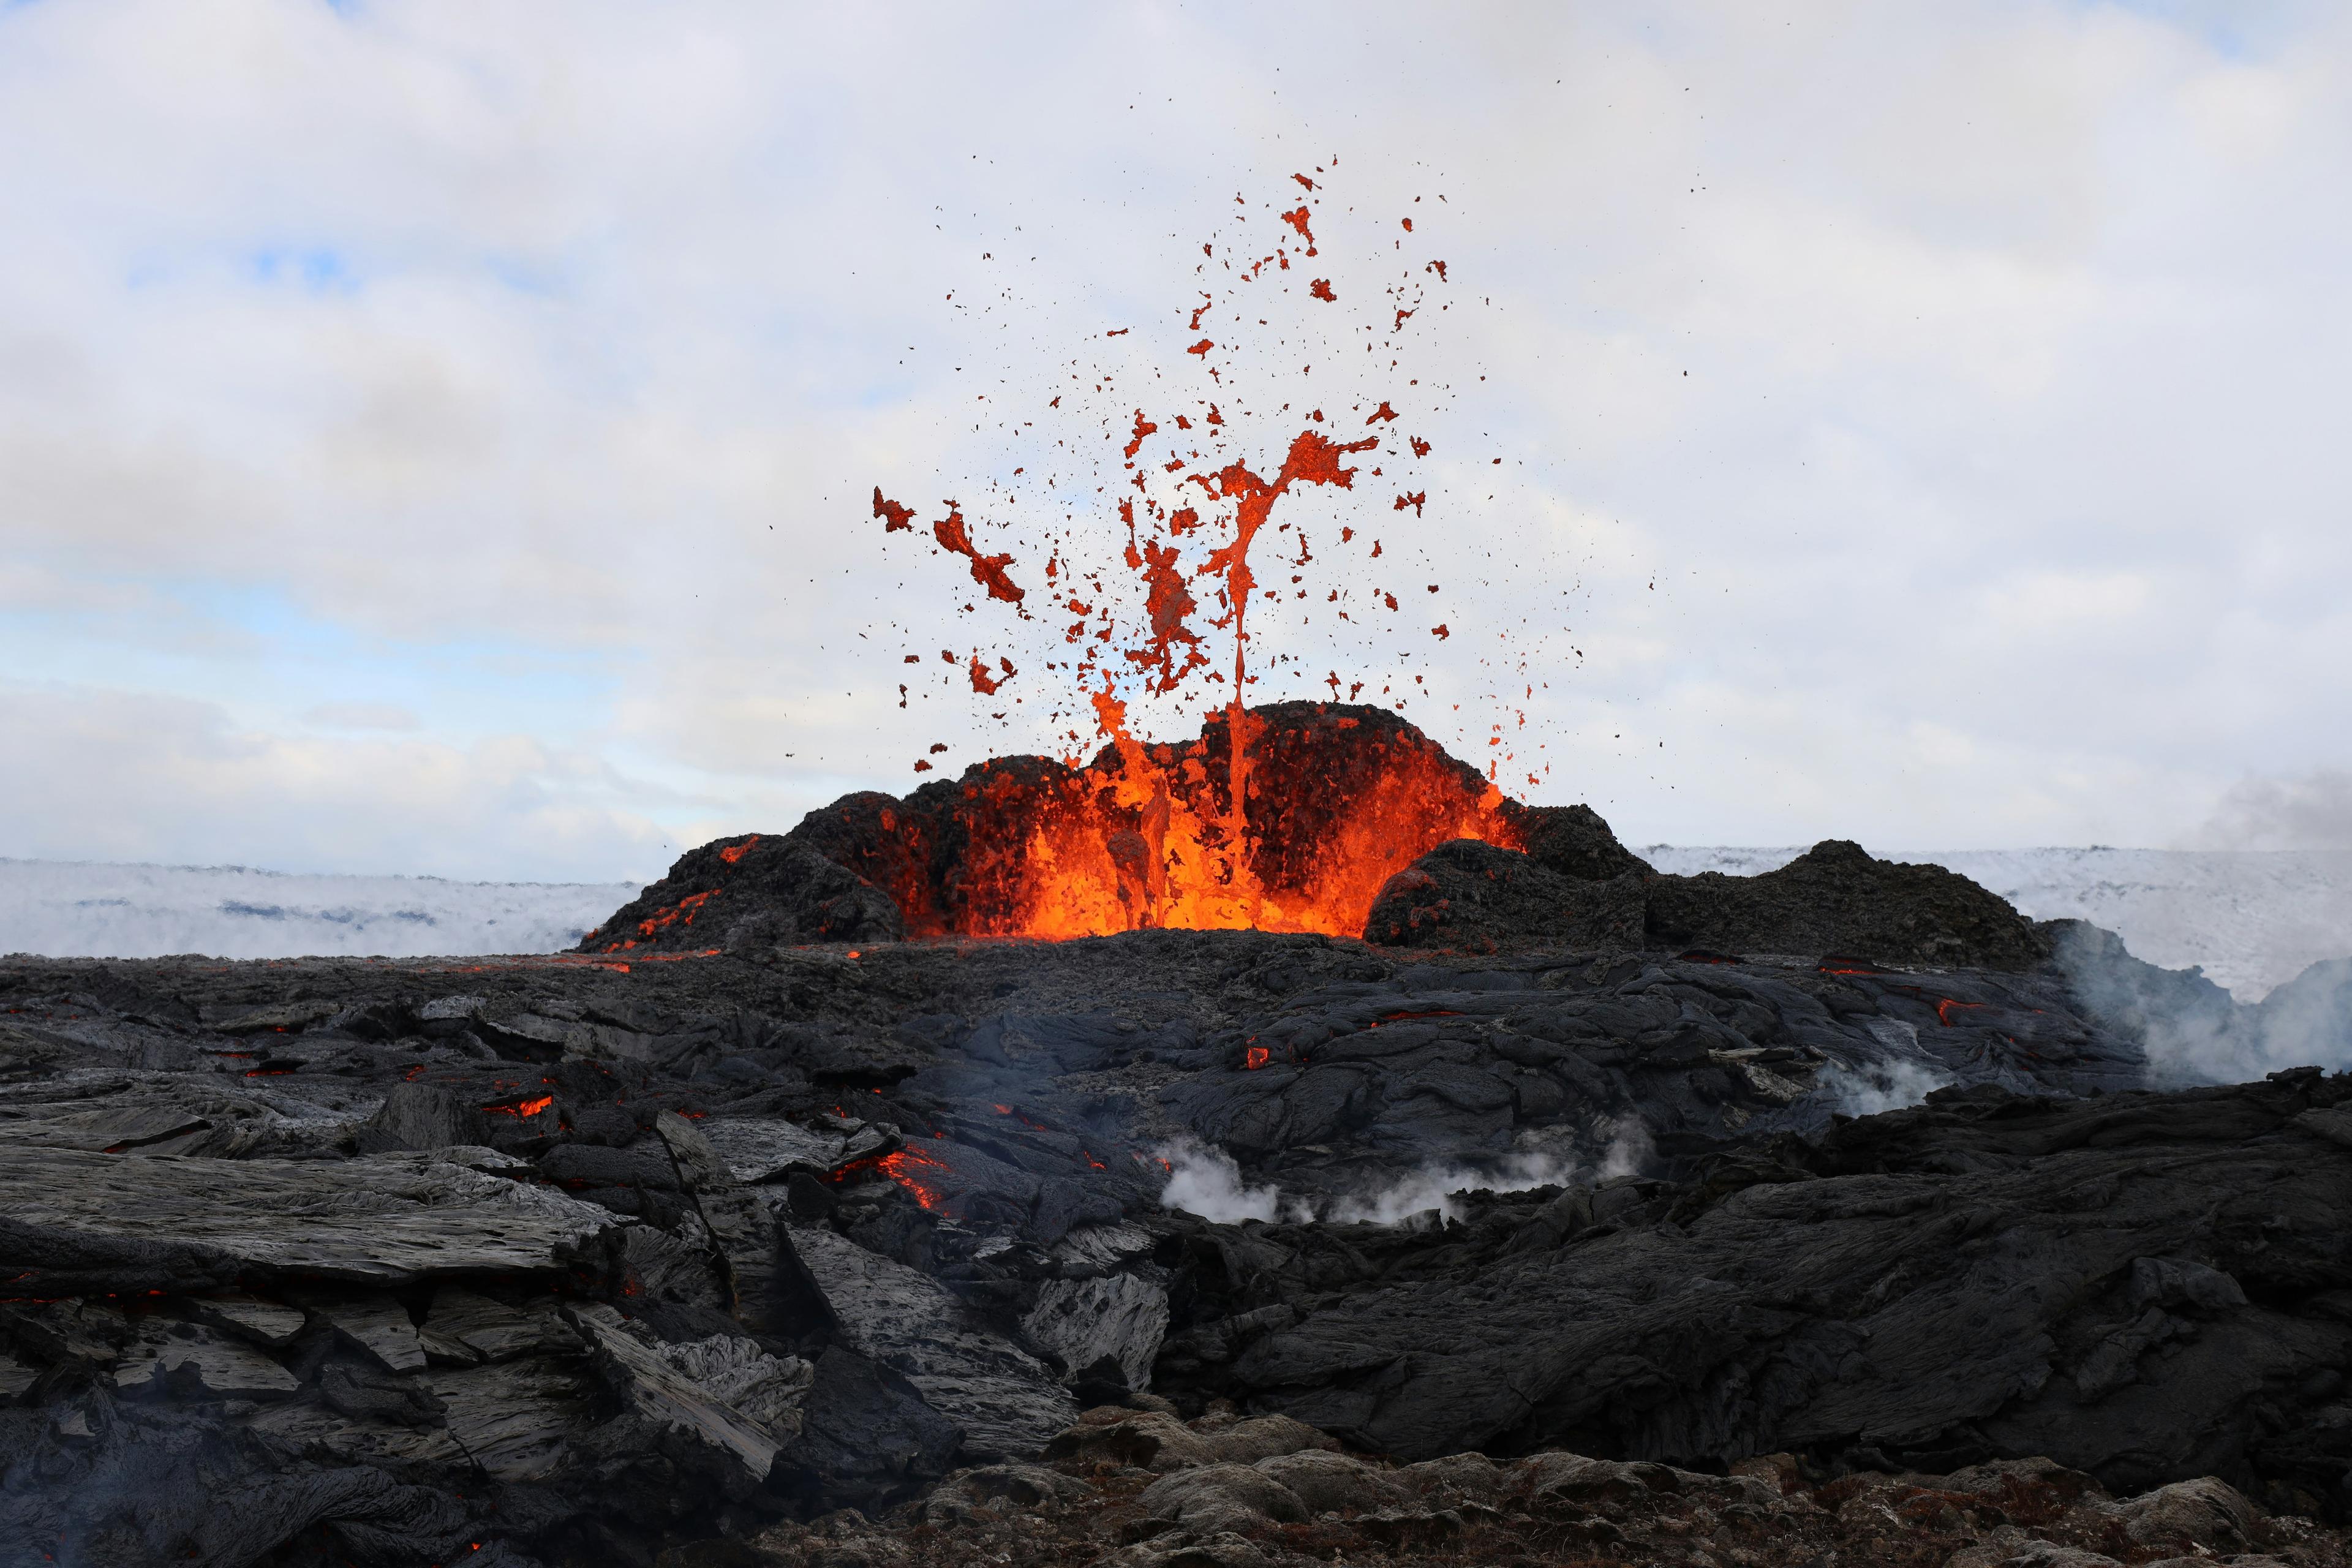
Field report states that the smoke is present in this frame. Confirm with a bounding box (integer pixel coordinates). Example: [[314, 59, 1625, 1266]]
[[1819, 1057, 1956, 1117], [1806, 1016, 1959, 1117], [1322, 1148, 1581, 1227], [1597, 1115, 1653, 1179], [1155, 1139, 1300, 1224], [1157, 1118, 1654, 1229], [2054, 921, 2352, 1085], [2193, 770, 2352, 853]]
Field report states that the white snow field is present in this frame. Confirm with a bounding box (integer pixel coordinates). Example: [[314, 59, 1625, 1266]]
[[0, 858, 636, 962], [0, 848, 2343, 1000], [1645, 846, 2352, 1001]]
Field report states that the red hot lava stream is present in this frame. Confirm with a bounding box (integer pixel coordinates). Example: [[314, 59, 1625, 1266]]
[[1196, 428, 1381, 876]]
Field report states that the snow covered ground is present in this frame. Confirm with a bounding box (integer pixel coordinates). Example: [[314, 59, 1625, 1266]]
[[1646, 845, 2352, 1000], [0, 858, 635, 963], [1, 848, 2343, 1001]]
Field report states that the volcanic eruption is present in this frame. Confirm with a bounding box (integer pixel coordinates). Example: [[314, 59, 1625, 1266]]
[[20, 167, 2352, 1568], [820, 168, 1556, 944], [587, 701, 1542, 951]]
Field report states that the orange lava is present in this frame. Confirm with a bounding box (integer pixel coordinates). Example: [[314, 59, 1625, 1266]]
[[856, 171, 1542, 941], [484, 1095, 554, 1118], [839, 1144, 952, 1210], [842, 703, 1523, 941], [636, 889, 718, 941]]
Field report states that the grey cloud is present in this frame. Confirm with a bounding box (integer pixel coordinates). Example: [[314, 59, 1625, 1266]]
[[0, 682, 676, 883], [2194, 771, 2352, 852], [0, 2, 2347, 868]]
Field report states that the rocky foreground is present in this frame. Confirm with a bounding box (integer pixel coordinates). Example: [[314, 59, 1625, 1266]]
[[7, 810, 2352, 1565], [695, 1405, 2352, 1568]]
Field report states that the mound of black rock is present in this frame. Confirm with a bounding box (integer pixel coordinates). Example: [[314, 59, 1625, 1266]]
[[8, 802, 2352, 1566], [1365, 832, 2055, 970], [579, 704, 2069, 973]]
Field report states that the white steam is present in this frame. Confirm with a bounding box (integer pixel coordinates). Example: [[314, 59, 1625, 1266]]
[[1157, 1118, 1653, 1229], [1155, 1139, 1305, 1224], [2056, 924, 2352, 1087], [1818, 1057, 1956, 1117], [2134, 957, 2352, 1084]]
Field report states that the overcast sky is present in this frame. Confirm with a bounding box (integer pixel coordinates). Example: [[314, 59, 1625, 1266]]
[[2, 0, 2347, 883]]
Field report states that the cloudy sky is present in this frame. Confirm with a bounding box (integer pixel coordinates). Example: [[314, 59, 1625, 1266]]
[[2, 0, 2347, 884]]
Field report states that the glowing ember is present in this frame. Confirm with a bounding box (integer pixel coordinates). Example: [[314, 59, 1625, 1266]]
[[484, 1095, 554, 1118]]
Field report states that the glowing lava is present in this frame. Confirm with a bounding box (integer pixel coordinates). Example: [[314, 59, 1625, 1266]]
[[837, 1143, 952, 1210], [851, 168, 1550, 941], [780, 701, 1524, 941]]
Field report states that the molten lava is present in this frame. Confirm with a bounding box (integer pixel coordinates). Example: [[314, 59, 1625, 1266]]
[[837, 1144, 952, 1211], [839, 170, 1559, 943], [781, 701, 1526, 941]]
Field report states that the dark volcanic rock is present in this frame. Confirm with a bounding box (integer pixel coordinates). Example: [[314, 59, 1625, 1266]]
[[1, 918, 2348, 1565], [1163, 941, 2143, 1204], [591, 839, 905, 957], [1363, 839, 1646, 952], [1362, 807, 2065, 968], [578, 703, 1521, 955], [1514, 802, 1657, 883], [353, 1080, 492, 1152], [1646, 838, 2055, 969], [718, 1403, 2352, 1568], [1153, 1069, 2352, 1515]]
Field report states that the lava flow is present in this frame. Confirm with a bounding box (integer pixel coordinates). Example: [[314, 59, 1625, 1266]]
[[860, 168, 1535, 940]]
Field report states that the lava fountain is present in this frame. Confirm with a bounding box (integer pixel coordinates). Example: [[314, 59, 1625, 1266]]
[[827, 169, 1551, 941], [584, 699, 1536, 954]]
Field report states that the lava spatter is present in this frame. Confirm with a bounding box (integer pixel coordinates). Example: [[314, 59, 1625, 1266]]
[[1192, 429, 1381, 878], [863, 167, 1542, 936], [876, 494, 1027, 607]]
